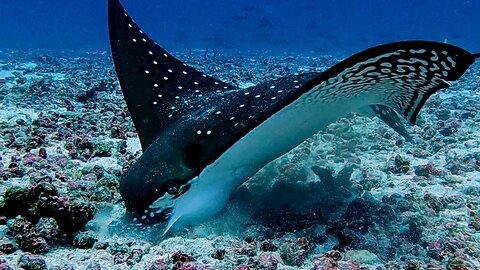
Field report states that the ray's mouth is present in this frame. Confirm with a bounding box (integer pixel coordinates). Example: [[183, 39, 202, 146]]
[[129, 183, 188, 225], [131, 206, 174, 225]]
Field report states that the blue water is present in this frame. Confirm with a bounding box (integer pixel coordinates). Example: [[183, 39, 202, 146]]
[[1, 0, 479, 54]]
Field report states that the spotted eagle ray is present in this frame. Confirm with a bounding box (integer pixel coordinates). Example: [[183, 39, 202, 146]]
[[108, 0, 479, 233]]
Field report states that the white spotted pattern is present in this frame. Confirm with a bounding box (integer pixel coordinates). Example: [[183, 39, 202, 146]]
[[304, 47, 460, 122]]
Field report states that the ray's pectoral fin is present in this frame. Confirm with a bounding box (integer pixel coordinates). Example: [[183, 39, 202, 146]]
[[108, 0, 480, 233], [108, 0, 234, 150], [359, 104, 412, 141], [306, 41, 479, 126]]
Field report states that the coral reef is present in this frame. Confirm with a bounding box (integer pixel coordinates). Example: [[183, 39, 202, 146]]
[[0, 50, 479, 269]]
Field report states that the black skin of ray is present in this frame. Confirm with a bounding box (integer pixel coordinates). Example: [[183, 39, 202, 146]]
[[109, 0, 479, 221], [118, 72, 320, 215]]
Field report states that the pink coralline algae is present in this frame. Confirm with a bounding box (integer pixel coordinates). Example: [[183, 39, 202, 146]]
[[1, 182, 94, 253], [7, 161, 23, 177], [38, 147, 47, 159]]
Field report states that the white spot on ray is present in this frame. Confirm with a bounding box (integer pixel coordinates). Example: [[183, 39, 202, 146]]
[[153, 61, 158, 65], [163, 53, 168, 57], [447, 56, 456, 67], [197, 130, 202, 135], [440, 61, 451, 71], [163, 77, 168, 80], [153, 101, 157, 105], [178, 86, 183, 90], [255, 95, 261, 98], [149, 51, 153, 55], [410, 49, 426, 54], [270, 85, 275, 89], [214, 82, 219, 85], [182, 71, 188, 75], [239, 104, 245, 108], [132, 38, 137, 42], [216, 111, 221, 115], [194, 82, 199, 85], [245, 92, 250, 95], [128, 24, 132, 28], [145, 70, 150, 74], [142, 38, 147, 42], [158, 94, 162, 97], [230, 117, 235, 120], [206, 130, 212, 135], [168, 69, 173, 73], [271, 97, 277, 100]]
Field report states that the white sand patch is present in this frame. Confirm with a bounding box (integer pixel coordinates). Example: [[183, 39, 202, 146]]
[[239, 82, 256, 88], [88, 157, 122, 171], [0, 70, 14, 80], [17, 62, 37, 71], [0, 106, 39, 127], [126, 137, 141, 154]]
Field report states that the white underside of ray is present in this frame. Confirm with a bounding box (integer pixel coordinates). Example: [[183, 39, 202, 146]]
[[161, 83, 382, 233]]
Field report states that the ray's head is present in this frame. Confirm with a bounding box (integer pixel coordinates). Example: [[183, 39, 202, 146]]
[[120, 135, 233, 234], [120, 136, 204, 223]]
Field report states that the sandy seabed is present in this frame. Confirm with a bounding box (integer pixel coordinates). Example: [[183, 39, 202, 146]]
[[0, 49, 479, 269]]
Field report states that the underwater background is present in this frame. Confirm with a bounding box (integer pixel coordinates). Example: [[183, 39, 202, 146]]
[[1, 0, 480, 269], [1, 0, 480, 53]]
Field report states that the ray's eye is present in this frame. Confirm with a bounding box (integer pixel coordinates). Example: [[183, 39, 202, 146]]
[[183, 143, 203, 169], [164, 180, 180, 195], [167, 186, 178, 195]]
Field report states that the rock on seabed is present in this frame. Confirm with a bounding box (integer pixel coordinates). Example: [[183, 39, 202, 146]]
[[0, 50, 479, 270]]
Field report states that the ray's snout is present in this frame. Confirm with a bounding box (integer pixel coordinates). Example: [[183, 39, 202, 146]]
[[120, 159, 166, 215], [119, 139, 195, 221]]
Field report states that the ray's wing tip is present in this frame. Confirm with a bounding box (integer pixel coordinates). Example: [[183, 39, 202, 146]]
[[400, 43, 478, 125], [108, 0, 120, 7], [108, 0, 122, 13]]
